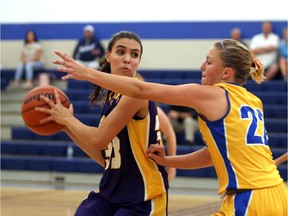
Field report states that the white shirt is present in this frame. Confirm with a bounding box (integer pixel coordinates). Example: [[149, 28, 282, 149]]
[[249, 33, 279, 69]]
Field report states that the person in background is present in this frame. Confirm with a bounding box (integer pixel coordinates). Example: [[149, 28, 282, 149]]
[[278, 27, 288, 80], [73, 24, 105, 69], [37, 31, 169, 215], [249, 21, 280, 81], [230, 27, 247, 47], [167, 105, 198, 145], [12, 30, 44, 88], [52, 39, 287, 215], [157, 106, 177, 181]]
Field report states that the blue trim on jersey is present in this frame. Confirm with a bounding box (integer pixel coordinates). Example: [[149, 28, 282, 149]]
[[205, 89, 238, 189], [206, 119, 238, 189], [234, 190, 252, 216]]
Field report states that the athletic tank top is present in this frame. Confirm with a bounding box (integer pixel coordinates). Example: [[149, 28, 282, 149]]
[[198, 83, 283, 194], [99, 91, 168, 203]]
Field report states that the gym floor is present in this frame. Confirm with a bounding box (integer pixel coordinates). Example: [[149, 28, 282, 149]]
[[1, 171, 221, 216]]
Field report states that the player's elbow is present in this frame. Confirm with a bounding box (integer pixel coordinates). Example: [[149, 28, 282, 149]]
[[91, 136, 109, 150]]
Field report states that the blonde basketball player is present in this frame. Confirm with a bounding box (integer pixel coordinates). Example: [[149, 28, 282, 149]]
[[52, 39, 287, 215]]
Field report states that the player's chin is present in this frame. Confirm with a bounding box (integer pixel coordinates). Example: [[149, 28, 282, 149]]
[[200, 77, 206, 85]]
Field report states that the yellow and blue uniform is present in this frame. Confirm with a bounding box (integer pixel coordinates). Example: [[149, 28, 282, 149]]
[[198, 83, 287, 216], [75, 91, 168, 216]]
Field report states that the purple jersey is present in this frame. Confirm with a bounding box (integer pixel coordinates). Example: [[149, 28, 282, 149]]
[[99, 91, 168, 204]]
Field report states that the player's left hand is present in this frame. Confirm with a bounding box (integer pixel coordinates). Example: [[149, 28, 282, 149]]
[[35, 90, 74, 125], [147, 144, 167, 166]]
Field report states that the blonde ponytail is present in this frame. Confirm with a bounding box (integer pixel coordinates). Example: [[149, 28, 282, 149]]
[[250, 52, 265, 84]]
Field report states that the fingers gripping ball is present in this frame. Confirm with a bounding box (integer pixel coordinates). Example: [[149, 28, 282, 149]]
[[21, 85, 70, 136]]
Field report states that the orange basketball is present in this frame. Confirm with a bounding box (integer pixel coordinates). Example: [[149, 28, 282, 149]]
[[21, 85, 70, 136]]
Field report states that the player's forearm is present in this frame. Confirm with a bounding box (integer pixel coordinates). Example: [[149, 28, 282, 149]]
[[165, 148, 213, 169], [86, 69, 149, 99], [274, 153, 288, 166], [64, 128, 105, 167], [63, 116, 106, 151]]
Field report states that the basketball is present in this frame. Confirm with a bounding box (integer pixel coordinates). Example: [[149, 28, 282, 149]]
[[21, 85, 70, 136]]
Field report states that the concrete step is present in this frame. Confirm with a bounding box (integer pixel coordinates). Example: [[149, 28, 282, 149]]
[[1, 127, 11, 140], [1, 103, 22, 113], [1, 114, 25, 126], [1, 81, 68, 103], [1, 92, 28, 101]]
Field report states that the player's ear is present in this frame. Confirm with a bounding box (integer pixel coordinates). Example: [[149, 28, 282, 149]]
[[222, 68, 233, 80], [106, 51, 110, 63]]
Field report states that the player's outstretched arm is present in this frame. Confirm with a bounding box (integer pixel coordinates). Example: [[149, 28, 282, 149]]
[[53, 50, 225, 122], [147, 145, 213, 169], [274, 152, 288, 166]]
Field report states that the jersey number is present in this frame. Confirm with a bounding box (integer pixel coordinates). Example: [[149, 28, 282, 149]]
[[240, 106, 268, 145], [104, 137, 121, 170], [103, 114, 162, 170]]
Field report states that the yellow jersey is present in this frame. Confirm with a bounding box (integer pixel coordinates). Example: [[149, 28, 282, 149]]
[[198, 83, 283, 194]]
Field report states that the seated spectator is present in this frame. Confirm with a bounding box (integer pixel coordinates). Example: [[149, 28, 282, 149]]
[[249, 21, 280, 81], [279, 27, 288, 80], [12, 30, 44, 88], [73, 24, 105, 69], [167, 105, 198, 145], [230, 27, 247, 47]]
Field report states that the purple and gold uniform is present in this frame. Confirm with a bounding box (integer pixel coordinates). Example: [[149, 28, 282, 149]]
[[198, 83, 287, 216], [75, 91, 168, 216]]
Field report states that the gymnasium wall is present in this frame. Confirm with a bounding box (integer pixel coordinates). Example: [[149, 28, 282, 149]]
[[1, 21, 286, 70]]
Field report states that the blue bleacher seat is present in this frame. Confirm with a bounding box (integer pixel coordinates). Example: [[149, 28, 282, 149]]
[[1, 143, 18, 154], [244, 81, 263, 92], [72, 102, 85, 113], [278, 166, 287, 180], [67, 89, 91, 101], [75, 159, 104, 173], [51, 158, 77, 172], [268, 133, 287, 148], [176, 145, 202, 155], [255, 92, 287, 105], [261, 81, 287, 92], [68, 80, 93, 90], [55, 132, 71, 141], [84, 104, 102, 114], [139, 70, 163, 79], [12, 127, 34, 140], [1, 141, 90, 158], [264, 105, 287, 118], [158, 103, 169, 113], [162, 71, 185, 79], [265, 119, 287, 133], [76, 114, 101, 126], [27, 157, 52, 171], [72, 101, 101, 114], [177, 167, 216, 178], [1, 157, 28, 170], [1, 78, 9, 90], [244, 80, 287, 93]]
